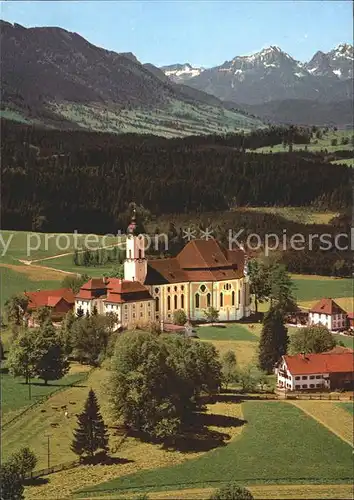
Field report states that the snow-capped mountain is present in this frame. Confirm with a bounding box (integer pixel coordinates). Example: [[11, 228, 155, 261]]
[[305, 43, 353, 80], [160, 63, 204, 82], [161, 44, 353, 105]]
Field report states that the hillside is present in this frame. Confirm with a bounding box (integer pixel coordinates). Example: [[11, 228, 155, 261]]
[[2, 119, 351, 234], [239, 99, 354, 127], [0, 21, 263, 136]]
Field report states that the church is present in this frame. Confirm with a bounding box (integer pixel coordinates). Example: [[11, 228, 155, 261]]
[[75, 212, 251, 327]]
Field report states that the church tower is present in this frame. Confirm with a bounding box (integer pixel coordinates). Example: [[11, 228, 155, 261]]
[[124, 207, 147, 284]]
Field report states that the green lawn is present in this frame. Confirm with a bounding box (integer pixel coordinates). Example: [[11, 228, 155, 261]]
[[331, 158, 353, 167], [293, 277, 352, 302], [338, 403, 354, 416], [196, 324, 258, 342], [76, 401, 353, 497], [36, 253, 119, 277], [1, 366, 89, 424], [0, 230, 121, 264], [252, 129, 353, 154], [332, 334, 354, 349], [0, 266, 61, 308]]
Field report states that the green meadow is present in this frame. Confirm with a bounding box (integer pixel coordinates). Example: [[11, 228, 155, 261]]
[[76, 401, 353, 497]]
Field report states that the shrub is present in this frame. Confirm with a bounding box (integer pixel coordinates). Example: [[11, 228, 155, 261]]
[[210, 483, 254, 500]]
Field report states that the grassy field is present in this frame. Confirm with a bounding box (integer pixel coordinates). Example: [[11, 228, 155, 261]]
[[339, 402, 354, 416], [22, 374, 246, 499], [235, 207, 339, 225], [331, 158, 353, 167], [290, 401, 353, 446], [332, 334, 354, 349], [291, 275, 352, 303], [36, 253, 118, 278], [113, 484, 354, 500], [196, 324, 260, 367], [76, 401, 353, 497], [196, 324, 259, 342], [0, 265, 62, 308], [1, 363, 91, 427], [252, 129, 353, 154]]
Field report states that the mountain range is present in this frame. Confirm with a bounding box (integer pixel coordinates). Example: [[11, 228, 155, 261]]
[[1, 20, 353, 132], [0, 20, 263, 136], [162, 44, 353, 103], [162, 45, 353, 126]]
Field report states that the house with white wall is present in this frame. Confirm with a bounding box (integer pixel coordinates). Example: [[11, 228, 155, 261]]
[[275, 348, 354, 391], [308, 298, 347, 331]]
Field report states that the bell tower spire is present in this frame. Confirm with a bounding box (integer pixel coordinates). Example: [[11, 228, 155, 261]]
[[124, 204, 147, 283]]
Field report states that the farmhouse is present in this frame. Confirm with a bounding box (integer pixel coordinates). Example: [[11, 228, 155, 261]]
[[308, 298, 347, 331], [275, 347, 354, 391], [123, 211, 251, 322], [25, 288, 75, 325]]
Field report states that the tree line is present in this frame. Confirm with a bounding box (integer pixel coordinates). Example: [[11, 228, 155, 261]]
[[1, 119, 350, 233]]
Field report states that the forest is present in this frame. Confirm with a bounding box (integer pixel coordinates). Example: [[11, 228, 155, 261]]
[[1, 119, 351, 234]]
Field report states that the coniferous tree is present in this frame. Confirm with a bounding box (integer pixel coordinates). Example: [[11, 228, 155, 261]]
[[71, 389, 109, 460], [259, 308, 289, 374]]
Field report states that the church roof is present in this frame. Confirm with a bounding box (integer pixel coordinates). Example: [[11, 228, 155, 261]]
[[145, 239, 245, 285]]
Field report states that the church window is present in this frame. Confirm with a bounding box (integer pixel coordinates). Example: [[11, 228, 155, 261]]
[[207, 293, 211, 307], [174, 295, 178, 309], [138, 249, 142, 259], [167, 296, 171, 310], [195, 293, 200, 308], [156, 297, 159, 312], [181, 285, 184, 291], [181, 294, 184, 308], [167, 287, 171, 293], [155, 287, 159, 294], [232, 291, 235, 306], [238, 290, 241, 305], [220, 292, 224, 307], [140, 303, 143, 308], [200, 284, 206, 293], [174, 286, 178, 292]]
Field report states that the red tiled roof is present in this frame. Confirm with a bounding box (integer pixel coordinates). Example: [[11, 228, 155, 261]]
[[145, 239, 245, 285], [105, 280, 153, 304], [347, 312, 354, 320], [309, 298, 347, 315], [80, 278, 106, 290], [26, 288, 75, 309], [283, 351, 354, 375]]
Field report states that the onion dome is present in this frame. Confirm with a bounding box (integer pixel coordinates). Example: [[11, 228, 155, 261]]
[[127, 207, 137, 235]]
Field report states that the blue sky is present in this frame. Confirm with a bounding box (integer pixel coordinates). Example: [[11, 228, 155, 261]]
[[1, 1, 352, 67]]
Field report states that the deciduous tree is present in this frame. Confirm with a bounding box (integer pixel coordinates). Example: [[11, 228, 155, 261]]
[[4, 294, 29, 326], [35, 321, 69, 384], [221, 350, 237, 390], [0, 462, 24, 500], [173, 309, 187, 326], [289, 325, 336, 354], [8, 447, 37, 481]]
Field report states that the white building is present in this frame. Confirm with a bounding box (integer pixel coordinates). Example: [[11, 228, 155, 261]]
[[275, 348, 354, 391], [308, 298, 347, 331]]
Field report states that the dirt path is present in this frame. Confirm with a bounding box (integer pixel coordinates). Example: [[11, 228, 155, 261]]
[[15, 240, 125, 276]]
